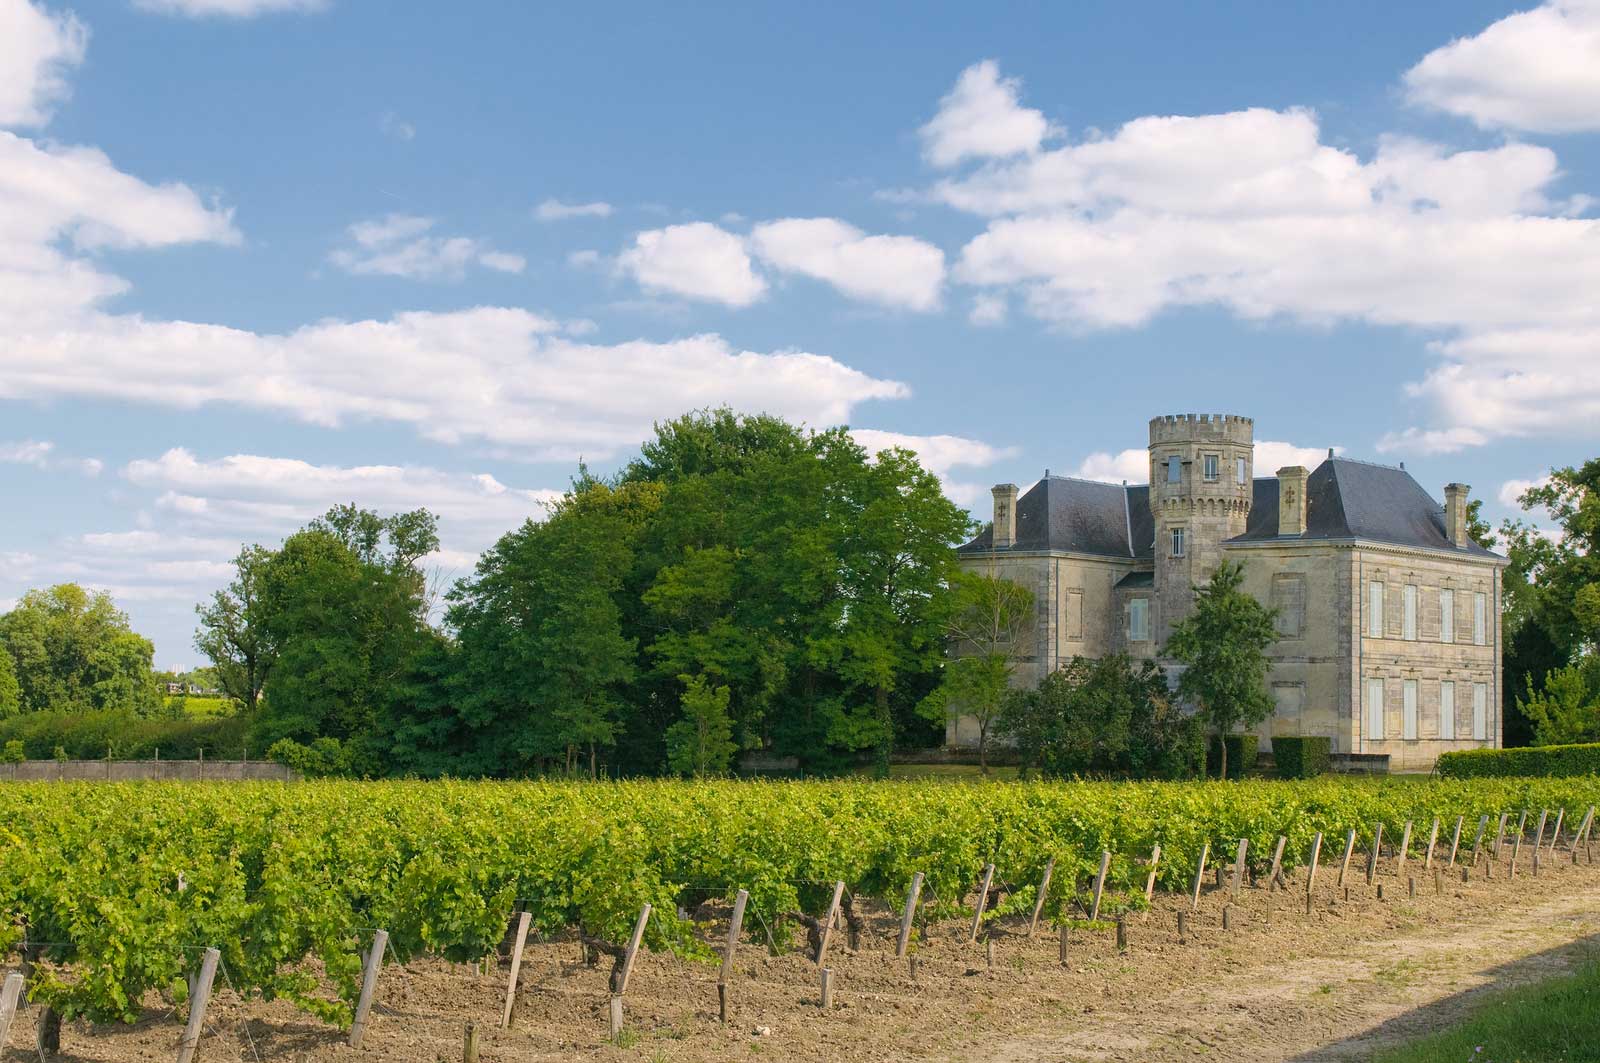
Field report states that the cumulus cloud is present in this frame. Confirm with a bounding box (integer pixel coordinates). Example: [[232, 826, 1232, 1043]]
[[535, 198, 614, 221], [920, 60, 1050, 168], [1074, 441, 1342, 483], [968, 294, 1007, 326], [1404, 1, 1600, 133], [1498, 475, 1552, 507], [379, 111, 416, 141], [925, 66, 1600, 453], [0, 0, 86, 128], [850, 428, 1017, 507], [749, 217, 945, 311], [0, 439, 102, 475], [132, 0, 327, 16], [329, 213, 525, 280], [617, 222, 767, 307]]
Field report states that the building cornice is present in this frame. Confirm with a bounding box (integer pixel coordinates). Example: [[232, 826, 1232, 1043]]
[[1221, 536, 1507, 568]]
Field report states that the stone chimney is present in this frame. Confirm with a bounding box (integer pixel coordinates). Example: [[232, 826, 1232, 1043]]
[[1277, 466, 1309, 537], [1444, 483, 1471, 548], [991, 483, 1019, 548]]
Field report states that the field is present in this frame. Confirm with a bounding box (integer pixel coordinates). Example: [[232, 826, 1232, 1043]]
[[1, 777, 1597, 1061]]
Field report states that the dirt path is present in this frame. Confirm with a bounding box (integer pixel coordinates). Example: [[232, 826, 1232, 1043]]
[[5, 846, 1597, 1062]]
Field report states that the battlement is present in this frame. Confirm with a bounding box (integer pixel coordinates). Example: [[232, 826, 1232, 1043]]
[[1148, 413, 1254, 446]]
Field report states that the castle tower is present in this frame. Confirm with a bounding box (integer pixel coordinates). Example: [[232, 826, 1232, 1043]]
[[1148, 414, 1254, 643]]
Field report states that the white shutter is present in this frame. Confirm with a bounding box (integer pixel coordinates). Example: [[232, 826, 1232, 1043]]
[[1439, 681, 1455, 740], [1474, 592, 1487, 645], [1473, 683, 1488, 740], [1366, 678, 1385, 741], [1440, 590, 1454, 644], [1403, 585, 1417, 641], [1368, 582, 1384, 638], [1403, 680, 1418, 740]]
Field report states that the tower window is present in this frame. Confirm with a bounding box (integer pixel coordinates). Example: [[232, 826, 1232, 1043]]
[[1166, 455, 1181, 483], [1203, 454, 1219, 481], [1126, 598, 1149, 642], [1171, 527, 1186, 557], [1236, 456, 1247, 484]]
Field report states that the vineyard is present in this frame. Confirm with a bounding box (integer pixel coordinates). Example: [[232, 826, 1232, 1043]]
[[2, 776, 1599, 1047]]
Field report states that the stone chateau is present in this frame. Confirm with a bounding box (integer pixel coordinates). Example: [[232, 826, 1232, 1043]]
[[954, 413, 1507, 771]]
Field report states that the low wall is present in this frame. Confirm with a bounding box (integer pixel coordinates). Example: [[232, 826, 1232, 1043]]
[[1, 759, 298, 782]]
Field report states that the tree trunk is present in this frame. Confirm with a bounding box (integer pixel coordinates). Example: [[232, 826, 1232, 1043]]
[[37, 1007, 61, 1055], [978, 720, 989, 774], [1217, 727, 1228, 781], [875, 686, 892, 778]]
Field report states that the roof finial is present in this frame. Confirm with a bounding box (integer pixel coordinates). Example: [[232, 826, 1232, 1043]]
[[1327, 447, 1334, 459]]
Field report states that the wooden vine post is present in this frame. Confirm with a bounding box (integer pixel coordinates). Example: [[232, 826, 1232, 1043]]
[[175, 947, 220, 1063], [719, 889, 748, 1023], [1422, 818, 1439, 872], [1190, 842, 1209, 912], [896, 873, 924, 958], [1144, 845, 1162, 902], [1471, 815, 1491, 866], [607, 903, 651, 1039], [1305, 831, 1324, 912], [1266, 836, 1287, 888], [501, 911, 531, 1029], [0, 972, 24, 1053], [1491, 813, 1509, 861], [1229, 839, 1248, 901], [1395, 821, 1413, 877], [1336, 829, 1357, 889], [1446, 815, 1464, 868], [970, 864, 995, 942], [1027, 858, 1055, 939], [818, 881, 845, 963], [349, 929, 388, 1049], [1090, 851, 1111, 922], [1548, 809, 1565, 859], [1365, 824, 1383, 885]]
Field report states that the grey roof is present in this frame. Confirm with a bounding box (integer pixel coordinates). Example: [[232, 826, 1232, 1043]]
[[959, 476, 1153, 560], [1230, 457, 1500, 558], [1115, 570, 1154, 588], [961, 458, 1500, 562]]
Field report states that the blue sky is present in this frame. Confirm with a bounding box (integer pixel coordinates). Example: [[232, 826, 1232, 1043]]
[[3, 0, 1599, 668]]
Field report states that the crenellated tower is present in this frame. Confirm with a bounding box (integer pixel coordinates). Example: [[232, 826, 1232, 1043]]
[[1148, 414, 1254, 643]]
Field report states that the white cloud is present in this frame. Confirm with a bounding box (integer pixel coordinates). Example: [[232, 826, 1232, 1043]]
[[926, 73, 1600, 452], [567, 249, 602, 268], [617, 222, 767, 307], [968, 293, 1007, 326], [920, 60, 1050, 168], [850, 428, 1017, 507], [1498, 475, 1552, 507], [329, 213, 525, 280], [132, 0, 327, 17], [749, 218, 945, 311], [535, 198, 614, 221], [0, 0, 86, 128], [0, 439, 102, 475], [379, 111, 416, 141], [1074, 440, 1342, 483], [1404, 1, 1600, 133]]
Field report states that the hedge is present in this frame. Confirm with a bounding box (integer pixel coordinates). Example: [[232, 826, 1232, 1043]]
[[1207, 733, 1260, 779], [1437, 742, 1600, 779], [1273, 736, 1332, 778], [0, 709, 262, 760]]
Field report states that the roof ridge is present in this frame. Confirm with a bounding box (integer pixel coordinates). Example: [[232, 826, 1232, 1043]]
[[1043, 474, 1130, 488], [1329, 455, 1408, 473]]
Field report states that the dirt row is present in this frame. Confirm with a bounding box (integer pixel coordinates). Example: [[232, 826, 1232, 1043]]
[[4, 838, 1598, 1062]]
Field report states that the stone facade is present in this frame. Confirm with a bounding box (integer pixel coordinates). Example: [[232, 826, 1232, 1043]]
[[950, 413, 1506, 772]]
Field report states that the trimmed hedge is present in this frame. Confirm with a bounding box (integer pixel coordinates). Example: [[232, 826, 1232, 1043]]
[[1207, 733, 1260, 779], [1437, 742, 1600, 779], [1273, 735, 1332, 778], [0, 709, 261, 760]]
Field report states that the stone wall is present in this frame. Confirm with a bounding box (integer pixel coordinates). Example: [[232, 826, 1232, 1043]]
[[1, 759, 299, 782]]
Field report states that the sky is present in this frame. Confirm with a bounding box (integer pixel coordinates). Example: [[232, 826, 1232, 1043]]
[[2, 0, 1599, 669]]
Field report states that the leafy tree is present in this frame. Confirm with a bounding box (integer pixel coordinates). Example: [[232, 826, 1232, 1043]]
[[922, 567, 1034, 773], [194, 545, 277, 712], [1163, 560, 1279, 780], [1516, 662, 1600, 746], [665, 673, 737, 776], [0, 585, 160, 715], [0, 646, 19, 718], [997, 654, 1203, 779]]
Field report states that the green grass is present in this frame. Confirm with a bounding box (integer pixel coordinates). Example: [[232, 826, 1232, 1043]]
[[1370, 958, 1600, 1063], [164, 696, 237, 719]]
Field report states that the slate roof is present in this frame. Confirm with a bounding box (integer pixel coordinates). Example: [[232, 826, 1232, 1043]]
[[1230, 457, 1500, 557], [959, 476, 1153, 560], [959, 459, 1500, 561]]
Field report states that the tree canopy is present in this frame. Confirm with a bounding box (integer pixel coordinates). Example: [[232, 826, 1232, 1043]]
[[0, 584, 160, 716]]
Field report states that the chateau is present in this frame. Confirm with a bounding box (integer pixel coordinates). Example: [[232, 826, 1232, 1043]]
[[953, 414, 1507, 771]]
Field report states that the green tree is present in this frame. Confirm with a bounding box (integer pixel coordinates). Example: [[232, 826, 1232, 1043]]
[[1516, 662, 1600, 746], [1163, 560, 1279, 780], [0, 585, 160, 715], [922, 567, 1034, 772], [194, 545, 277, 712], [664, 673, 737, 776], [0, 644, 20, 718], [997, 654, 1202, 779]]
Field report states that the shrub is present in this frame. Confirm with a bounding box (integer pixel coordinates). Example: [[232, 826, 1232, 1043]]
[[267, 736, 351, 777], [0, 740, 22, 764], [1437, 742, 1600, 779], [1273, 735, 1331, 778], [0, 709, 260, 761], [1207, 733, 1259, 779]]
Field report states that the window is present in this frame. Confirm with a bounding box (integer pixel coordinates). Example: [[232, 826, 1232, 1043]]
[[1403, 584, 1418, 641], [1127, 598, 1149, 642], [1203, 453, 1219, 481], [1403, 679, 1418, 740], [1367, 581, 1385, 638], [1440, 589, 1455, 644], [1166, 455, 1181, 483], [1063, 588, 1084, 641], [1473, 592, 1487, 645], [1171, 527, 1186, 557], [1366, 678, 1385, 741], [1236, 456, 1248, 485], [1271, 574, 1305, 639], [1440, 681, 1456, 740], [1472, 683, 1488, 740]]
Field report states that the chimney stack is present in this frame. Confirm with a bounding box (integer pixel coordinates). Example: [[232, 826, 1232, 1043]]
[[1277, 466, 1309, 537], [1444, 483, 1471, 548], [991, 483, 1019, 549]]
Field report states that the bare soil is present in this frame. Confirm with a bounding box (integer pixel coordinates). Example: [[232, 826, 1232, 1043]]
[[6, 844, 1598, 1063]]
